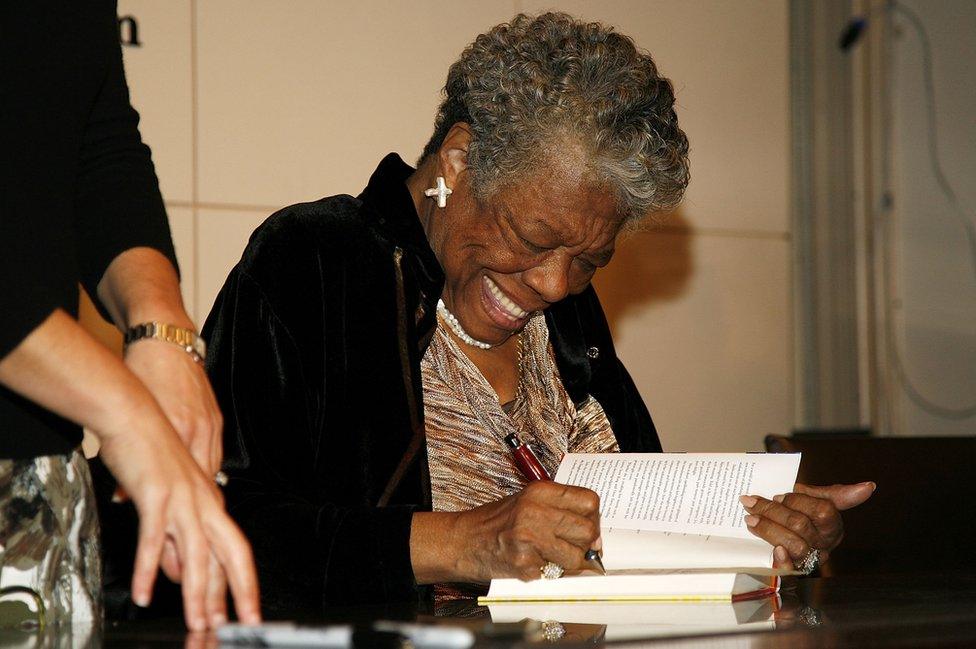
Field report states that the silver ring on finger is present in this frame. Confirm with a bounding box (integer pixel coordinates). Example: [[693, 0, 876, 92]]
[[541, 621, 567, 641], [540, 561, 564, 580], [798, 548, 820, 575], [214, 470, 229, 487]]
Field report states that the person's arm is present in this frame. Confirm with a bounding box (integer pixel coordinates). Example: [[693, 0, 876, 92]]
[[97, 247, 224, 476], [71, 13, 221, 477], [73, 38, 230, 617], [0, 309, 260, 631], [204, 268, 422, 610]]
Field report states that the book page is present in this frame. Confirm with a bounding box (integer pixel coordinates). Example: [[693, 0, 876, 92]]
[[554, 453, 800, 539], [600, 529, 774, 571]]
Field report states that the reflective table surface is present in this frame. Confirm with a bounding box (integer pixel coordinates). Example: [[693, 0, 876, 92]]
[[7, 572, 976, 648]]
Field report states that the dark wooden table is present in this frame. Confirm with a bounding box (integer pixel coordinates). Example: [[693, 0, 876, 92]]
[[10, 572, 976, 648]]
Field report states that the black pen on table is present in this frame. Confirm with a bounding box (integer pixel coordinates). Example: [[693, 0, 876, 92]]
[[504, 432, 606, 575]]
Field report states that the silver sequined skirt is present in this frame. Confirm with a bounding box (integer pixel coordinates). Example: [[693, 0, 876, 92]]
[[0, 450, 102, 628]]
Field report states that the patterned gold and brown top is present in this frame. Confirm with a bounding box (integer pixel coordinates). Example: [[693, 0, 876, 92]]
[[422, 313, 619, 599]]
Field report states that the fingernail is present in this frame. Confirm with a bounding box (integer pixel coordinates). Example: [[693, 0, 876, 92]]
[[211, 613, 227, 626], [133, 594, 150, 608], [773, 494, 785, 503], [192, 617, 207, 632], [744, 514, 759, 527], [739, 495, 757, 508], [863, 481, 877, 492], [775, 546, 790, 564]]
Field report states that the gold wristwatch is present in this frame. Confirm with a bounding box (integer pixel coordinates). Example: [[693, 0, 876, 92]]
[[124, 322, 207, 363]]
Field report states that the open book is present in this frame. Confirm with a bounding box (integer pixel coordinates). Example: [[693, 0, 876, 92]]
[[479, 453, 801, 603]]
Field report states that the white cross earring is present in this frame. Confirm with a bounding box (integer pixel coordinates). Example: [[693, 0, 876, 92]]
[[424, 176, 453, 208]]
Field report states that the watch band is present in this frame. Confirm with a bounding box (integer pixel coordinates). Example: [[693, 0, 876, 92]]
[[124, 322, 207, 362]]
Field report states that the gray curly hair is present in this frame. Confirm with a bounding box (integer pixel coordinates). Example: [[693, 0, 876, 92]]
[[420, 12, 689, 223]]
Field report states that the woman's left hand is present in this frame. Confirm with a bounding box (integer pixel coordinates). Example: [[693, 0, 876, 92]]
[[739, 482, 876, 571]]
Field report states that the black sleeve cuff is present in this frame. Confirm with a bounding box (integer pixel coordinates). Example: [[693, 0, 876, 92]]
[[324, 505, 420, 605], [73, 174, 179, 324], [230, 496, 421, 617]]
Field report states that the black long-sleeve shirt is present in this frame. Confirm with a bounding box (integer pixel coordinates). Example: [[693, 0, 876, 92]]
[[0, 1, 178, 458]]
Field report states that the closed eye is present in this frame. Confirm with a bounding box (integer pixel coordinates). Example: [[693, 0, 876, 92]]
[[575, 258, 597, 273], [519, 234, 549, 255]]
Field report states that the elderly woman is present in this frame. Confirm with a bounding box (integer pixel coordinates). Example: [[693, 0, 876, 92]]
[[204, 13, 872, 614]]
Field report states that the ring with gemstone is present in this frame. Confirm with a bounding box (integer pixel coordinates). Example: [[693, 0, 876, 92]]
[[541, 620, 566, 641], [798, 548, 821, 575], [798, 605, 823, 627], [540, 561, 564, 580]]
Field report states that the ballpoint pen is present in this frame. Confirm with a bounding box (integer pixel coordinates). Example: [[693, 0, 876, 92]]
[[504, 432, 606, 575]]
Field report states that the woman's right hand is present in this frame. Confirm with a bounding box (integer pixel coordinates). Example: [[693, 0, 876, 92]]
[[411, 481, 602, 584], [97, 401, 261, 631]]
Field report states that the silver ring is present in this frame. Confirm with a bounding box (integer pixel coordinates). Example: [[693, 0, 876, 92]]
[[798, 548, 820, 575], [540, 561, 564, 580], [541, 621, 566, 641], [214, 471, 229, 487], [798, 605, 823, 627]]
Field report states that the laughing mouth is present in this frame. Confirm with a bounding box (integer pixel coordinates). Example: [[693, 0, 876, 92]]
[[483, 275, 529, 321]]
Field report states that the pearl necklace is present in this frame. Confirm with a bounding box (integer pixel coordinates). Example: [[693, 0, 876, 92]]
[[436, 299, 492, 349]]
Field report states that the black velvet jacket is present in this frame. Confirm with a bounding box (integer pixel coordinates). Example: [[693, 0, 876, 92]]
[[203, 154, 661, 616]]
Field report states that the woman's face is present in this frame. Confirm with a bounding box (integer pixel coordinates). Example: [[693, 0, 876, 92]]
[[428, 163, 624, 347]]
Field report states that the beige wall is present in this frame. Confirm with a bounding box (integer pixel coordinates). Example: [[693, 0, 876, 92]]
[[887, 0, 976, 435], [103, 0, 792, 452]]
